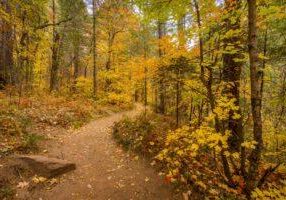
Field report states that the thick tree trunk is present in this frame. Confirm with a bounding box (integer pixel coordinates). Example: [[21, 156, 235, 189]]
[[105, 31, 115, 91], [50, 33, 60, 92], [50, 0, 60, 92], [157, 21, 165, 114], [222, 0, 243, 153], [245, 0, 263, 196], [0, 0, 14, 87]]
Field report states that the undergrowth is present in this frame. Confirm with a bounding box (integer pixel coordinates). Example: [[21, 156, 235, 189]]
[[0, 185, 14, 200], [113, 113, 286, 200], [113, 113, 175, 156], [0, 90, 130, 155]]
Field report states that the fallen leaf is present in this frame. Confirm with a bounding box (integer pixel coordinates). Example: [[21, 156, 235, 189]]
[[150, 161, 156, 166], [49, 178, 58, 185], [32, 176, 47, 184], [17, 181, 29, 189], [158, 172, 164, 176]]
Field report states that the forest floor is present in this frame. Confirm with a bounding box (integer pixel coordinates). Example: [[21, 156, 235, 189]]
[[16, 104, 180, 200]]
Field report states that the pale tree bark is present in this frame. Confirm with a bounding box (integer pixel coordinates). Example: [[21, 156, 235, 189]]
[[143, 26, 148, 116], [175, 16, 186, 127], [92, 0, 98, 97]]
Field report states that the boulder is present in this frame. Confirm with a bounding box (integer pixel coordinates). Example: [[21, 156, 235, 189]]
[[15, 155, 76, 178]]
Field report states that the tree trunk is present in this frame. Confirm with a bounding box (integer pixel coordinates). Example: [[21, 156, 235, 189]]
[[92, 0, 97, 97], [245, 0, 264, 196], [50, 0, 60, 92], [176, 69, 180, 128], [0, 0, 14, 87], [143, 35, 148, 116], [105, 31, 116, 91], [193, 0, 234, 186], [73, 45, 80, 89], [157, 20, 165, 114], [222, 0, 243, 153]]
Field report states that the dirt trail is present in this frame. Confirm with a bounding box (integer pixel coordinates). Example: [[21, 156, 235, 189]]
[[29, 105, 179, 200]]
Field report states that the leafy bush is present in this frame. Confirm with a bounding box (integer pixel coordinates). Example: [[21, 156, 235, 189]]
[[113, 113, 174, 156], [156, 125, 239, 197], [22, 133, 44, 151], [252, 180, 286, 199], [114, 112, 286, 199], [75, 77, 93, 98], [99, 92, 133, 110]]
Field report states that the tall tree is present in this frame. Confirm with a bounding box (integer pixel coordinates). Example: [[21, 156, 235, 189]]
[[92, 0, 98, 97], [221, 0, 243, 153], [0, 0, 14, 87], [246, 0, 264, 196], [157, 20, 166, 114], [50, 0, 60, 92]]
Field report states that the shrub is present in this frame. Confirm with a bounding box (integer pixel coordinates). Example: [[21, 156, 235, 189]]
[[22, 133, 44, 151], [252, 180, 286, 199], [113, 113, 174, 156]]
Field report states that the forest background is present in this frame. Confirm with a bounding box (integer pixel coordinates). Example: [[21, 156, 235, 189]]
[[0, 0, 286, 199]]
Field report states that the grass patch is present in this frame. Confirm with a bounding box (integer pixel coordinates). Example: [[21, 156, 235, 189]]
[[22, 133, 45, 151], [0, 185, 15, 200]]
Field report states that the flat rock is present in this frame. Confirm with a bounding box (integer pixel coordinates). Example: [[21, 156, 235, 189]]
[[15, 155, 76, 178]]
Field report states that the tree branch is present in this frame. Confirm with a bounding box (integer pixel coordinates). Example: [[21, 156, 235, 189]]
[[34, 17, 73, 30], [257, 163, 281, 188]]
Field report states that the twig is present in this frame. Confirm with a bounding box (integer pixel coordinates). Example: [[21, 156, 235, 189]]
[[257, 163, 281, 188]]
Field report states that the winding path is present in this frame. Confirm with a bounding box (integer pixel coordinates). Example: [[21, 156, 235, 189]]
[[30, 105, 179, 200]]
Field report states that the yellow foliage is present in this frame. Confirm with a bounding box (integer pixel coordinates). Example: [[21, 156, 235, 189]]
[[252, 180, 286, 200]]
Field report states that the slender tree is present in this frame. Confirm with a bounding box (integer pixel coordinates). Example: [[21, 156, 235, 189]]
[[157, 20, 166, 114], [92, 0, 98, 97], [246, 0, 264, 196], [50, 0, 60, 92]]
